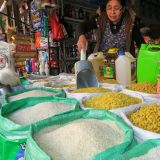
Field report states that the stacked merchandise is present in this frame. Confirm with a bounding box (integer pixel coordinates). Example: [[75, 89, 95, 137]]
[[14, 35, 37, 76]]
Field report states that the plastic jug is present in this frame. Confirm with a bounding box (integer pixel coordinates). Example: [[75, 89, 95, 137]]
[[88, 52, 105, 80], [115, 51, 136, 86], [137, 44, 160, 84]]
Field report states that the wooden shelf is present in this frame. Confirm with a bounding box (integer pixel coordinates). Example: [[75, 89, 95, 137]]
[[63, 0, 97, 12], [63, 16, 84, 23], [66, 57, 79, 61]]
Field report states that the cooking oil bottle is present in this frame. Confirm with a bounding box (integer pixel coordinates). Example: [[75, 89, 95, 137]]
[[103, 48, 118, 79]]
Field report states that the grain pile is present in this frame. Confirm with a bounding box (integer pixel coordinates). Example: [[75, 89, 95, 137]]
[[128, 104, 160, 133], [52, 84, 75, 88], [127, 82, 157, 94], [82, 92, 141, 109], [99, 77, 119, 84], [7, 102, 73, 125], [72, 87, 111, 93], [131, 147, 160, 160], [8, 90, 56, 102], [34, 119, 124, 160]]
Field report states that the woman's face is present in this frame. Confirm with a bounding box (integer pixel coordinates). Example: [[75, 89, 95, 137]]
[[106, 0, 123, 24]]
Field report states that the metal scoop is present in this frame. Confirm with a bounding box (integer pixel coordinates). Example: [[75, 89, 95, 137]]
[[75, 50, 99, 88]]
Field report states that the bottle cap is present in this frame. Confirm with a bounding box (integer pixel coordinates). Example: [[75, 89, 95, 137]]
[[108, 48, 118, 54], [118, 51, 125, 56]]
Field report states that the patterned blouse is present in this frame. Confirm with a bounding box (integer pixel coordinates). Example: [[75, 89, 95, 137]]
[[100, 19, 126, 52]]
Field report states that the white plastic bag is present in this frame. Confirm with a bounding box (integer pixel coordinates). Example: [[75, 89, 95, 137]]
[[80, 91, 145, 115], [122, 89, 159, 102], [120, 103, 160, 143]]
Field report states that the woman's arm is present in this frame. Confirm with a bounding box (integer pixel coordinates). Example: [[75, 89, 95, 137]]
[[77, 16, 98, 52]]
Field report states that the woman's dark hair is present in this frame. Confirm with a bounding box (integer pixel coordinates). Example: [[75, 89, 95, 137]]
[[105, 0, 126, 7]]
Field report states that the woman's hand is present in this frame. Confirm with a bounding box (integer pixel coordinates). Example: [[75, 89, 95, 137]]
[[77, 35, 88, 53]]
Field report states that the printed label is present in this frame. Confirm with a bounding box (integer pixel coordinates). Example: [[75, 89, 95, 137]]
[[0, 54, 7, 69], [16, 143, 26, 160], [103, 65, 114, 78]]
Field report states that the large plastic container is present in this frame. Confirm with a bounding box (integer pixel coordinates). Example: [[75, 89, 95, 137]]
[[115, 51, 136, 86], [88, 52, 105, 80], [137, 44, 160, 84]]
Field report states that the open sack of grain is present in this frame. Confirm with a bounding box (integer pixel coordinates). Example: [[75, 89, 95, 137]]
[[2, 87, 65, 105], [51, 76, 76, 88], [25, 109, 135, 160], [65, 86, 113, 101], [120, 103, 160, 143], [27, 74, 59, 83], [99, 82, 124, 92], [0, 96, 80, 160], [80, 91, 145, 115], [51, 83, 75, 89], [114, 139, 160, 160], [26, 74, 60, 87], [32, 73, 76, 88], [123, 82, 160, 101], [29, 79, 56, 87]]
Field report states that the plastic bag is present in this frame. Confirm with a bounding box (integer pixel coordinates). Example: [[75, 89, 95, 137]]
[[120, 103, 160, 143], [49, 11, 65, 40], [25, 109, 136, 160], [114, 139, 160, 160], [122, 88, 160, 102], [2, 87, 66, 105], [80, 91, 144, 116], [0, 96, 80, 160]]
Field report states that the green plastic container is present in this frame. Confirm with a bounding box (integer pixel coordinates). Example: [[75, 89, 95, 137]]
[[137, 44, 160, 84]]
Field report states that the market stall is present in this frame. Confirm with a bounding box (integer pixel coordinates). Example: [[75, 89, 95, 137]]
[[0, 0, 160, 160]]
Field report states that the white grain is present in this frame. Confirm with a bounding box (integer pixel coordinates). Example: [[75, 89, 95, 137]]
[[34, 119, 124, 160], [7, 102, 73, 125], [8, 90, 56, 102]]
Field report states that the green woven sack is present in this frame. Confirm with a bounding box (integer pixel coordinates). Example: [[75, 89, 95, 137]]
[[0, 96, 80, 160], [115, 138, 160, 160], [2, 87, 66, 105], [19, 77, 32, 86], [25, 109, 135, 160]]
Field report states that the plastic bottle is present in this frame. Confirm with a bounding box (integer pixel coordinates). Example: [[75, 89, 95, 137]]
[[78, 8, 84, 19], [115, 51, 136, 86], [88, 52, 105, 80], [31, 58, 36, 73], [45, 62, 49, 76], [25, 58, 32, 74], [39, 61, 45, 75], [103, 48, 118, 79]]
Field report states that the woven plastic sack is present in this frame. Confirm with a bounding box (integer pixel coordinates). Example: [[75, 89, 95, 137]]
[[120, 103, 160, 143], [114, 139, 160, 160], [25, 109, 136, 160], [122, 88, 160, 102], [2, 87, 66, 105], [0, 96, 80, 160], [65, 87, 112, 101], [65, 81, 122, 101], [80, 91, 145, 116]]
